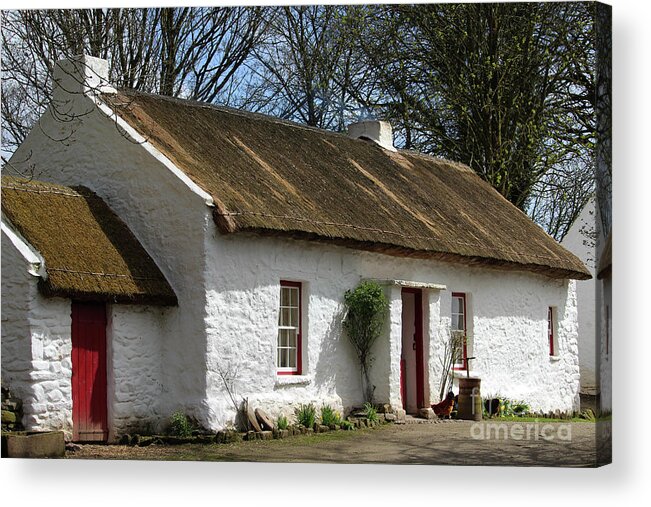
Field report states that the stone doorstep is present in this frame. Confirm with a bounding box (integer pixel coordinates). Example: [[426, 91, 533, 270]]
[[417, 407, 437, 420], [404, 414, 439, 424]]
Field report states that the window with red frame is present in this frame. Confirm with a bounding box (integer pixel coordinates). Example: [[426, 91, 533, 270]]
[[277, 281, 302, 375], [451, 292, 467, 369]]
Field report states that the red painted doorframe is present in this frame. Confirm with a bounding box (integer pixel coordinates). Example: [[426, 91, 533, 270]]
[[71, 302, 108, 442], [402, 288, 425, 409]]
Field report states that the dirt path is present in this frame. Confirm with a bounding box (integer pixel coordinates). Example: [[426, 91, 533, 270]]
[[67, 420, 611, 467]]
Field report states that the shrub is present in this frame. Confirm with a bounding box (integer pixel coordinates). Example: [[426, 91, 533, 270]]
[[321, 405, 342, 426], [277, 414, 289, 430], [169, 411, 193, 437], [343, 281, 389, 403], [363, 402, 378, 423], [295, 403, 317, 428]]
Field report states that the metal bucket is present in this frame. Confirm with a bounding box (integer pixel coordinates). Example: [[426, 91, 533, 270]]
[[457, 377, 482, 421]]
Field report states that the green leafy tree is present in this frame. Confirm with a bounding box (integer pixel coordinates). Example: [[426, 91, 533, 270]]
[[353, 2, 597, 239]]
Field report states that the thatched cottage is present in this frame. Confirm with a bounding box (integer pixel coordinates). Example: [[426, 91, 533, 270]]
[[1, 56, 590, 441]]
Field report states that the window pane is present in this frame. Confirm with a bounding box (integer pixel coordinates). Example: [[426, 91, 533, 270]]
[[277, 348, 282, 367], [281, 287, 290, 307], [457, 315, 465, 331], [290, 308, 299, 327], [290, 287, 298, 307], [289, 348, 296, 368], [278, 329, 287, 347], [280, 308, 291, 327], [288, 329, 297, 348], [452, 297, 460, 314]]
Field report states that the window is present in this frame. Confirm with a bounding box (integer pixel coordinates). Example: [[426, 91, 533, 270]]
[[277, 281, 302, 375], [548, 306, 558, 356], [451, 292, 467, 369]]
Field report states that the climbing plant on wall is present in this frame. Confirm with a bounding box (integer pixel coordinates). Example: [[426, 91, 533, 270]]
[[343, 281, 389, 404]]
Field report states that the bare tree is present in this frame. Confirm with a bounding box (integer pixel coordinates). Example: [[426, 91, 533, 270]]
[[239, 6, 370, 131], [1, 7, 265, 152]]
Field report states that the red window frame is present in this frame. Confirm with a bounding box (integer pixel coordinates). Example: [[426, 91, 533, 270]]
[[451, 292, 468, 370], [277, 280, 302, 375], [548, 306, 555, 356]]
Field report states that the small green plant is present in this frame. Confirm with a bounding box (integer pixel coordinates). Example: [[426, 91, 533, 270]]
[[295, 403, 317, 428], [340, 420, 355, 431], [169, 410, 193, 437], [363, 402, 378, 423], [579, 408, 596, 422], [277, 414, 289, 430], [497, 398, 530, 417], [320, 405, 342, 426]]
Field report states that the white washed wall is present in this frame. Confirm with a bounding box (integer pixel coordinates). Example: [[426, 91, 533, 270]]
[[561, 200, 599, 393], [107, 304, 168, 438], [2, 231, 73, 436], [204, 233, 580, 429], [2, 229, 35, 407]]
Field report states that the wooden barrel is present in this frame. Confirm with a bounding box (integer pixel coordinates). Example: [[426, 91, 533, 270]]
[[457, 377, 482, 421]]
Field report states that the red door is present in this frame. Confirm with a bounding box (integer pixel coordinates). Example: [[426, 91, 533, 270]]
[[413, 290, 425, 409], [402, 288, 425, 409], [71, 302, 108, 442]]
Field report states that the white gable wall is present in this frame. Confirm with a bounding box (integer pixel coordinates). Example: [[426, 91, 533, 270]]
[[7, 96, 214, 431]]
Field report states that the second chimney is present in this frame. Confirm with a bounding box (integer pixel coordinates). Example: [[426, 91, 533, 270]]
[[348, 120, 396, 152]]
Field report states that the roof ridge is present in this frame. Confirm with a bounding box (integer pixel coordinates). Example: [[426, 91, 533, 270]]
[[111, 90, 475, 176], [113, 89, 356, 141]]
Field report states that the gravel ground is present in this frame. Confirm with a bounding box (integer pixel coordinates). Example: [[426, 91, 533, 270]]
[[66, 420, 611, 467]]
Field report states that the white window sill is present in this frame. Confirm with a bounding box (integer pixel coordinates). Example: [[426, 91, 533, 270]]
[[550, 355, 562, 362], [275, 375, 311, 387], [452, 370, 480, 379]]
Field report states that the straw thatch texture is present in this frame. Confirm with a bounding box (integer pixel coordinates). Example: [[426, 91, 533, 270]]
[[1, 176, 177, 305], [101, 90, 590, 280]]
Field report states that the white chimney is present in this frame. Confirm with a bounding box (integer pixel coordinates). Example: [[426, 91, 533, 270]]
[[348, 120, 396, 152], [52, 54, 116, 105]]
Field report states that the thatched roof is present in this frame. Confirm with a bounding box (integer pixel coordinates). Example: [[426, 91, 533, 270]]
[[101, 90, 590, 280], [597, 232, 612, 280], [1, 176, 177, 305]]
